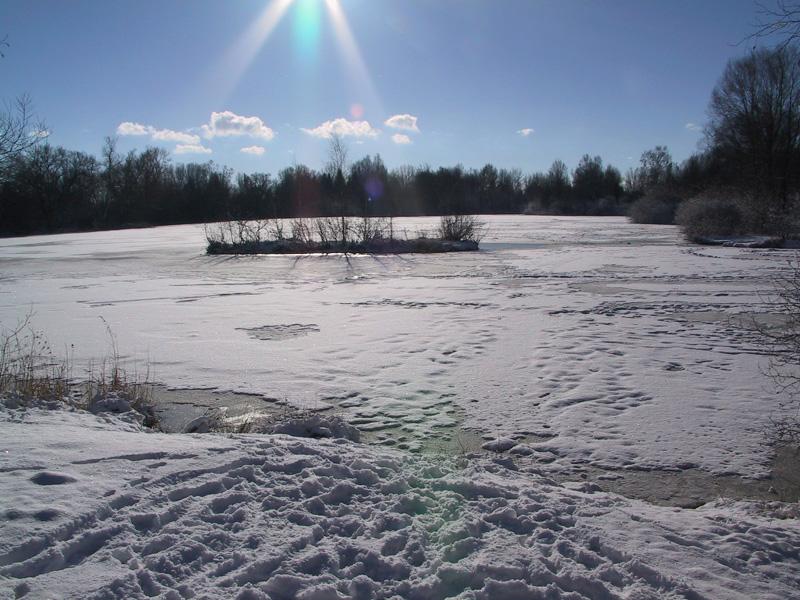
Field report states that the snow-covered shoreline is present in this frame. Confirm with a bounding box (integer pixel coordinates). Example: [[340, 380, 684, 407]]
[[2, 405, 799, 600]]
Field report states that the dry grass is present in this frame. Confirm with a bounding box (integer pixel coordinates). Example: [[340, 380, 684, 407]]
[[0, 314, 71, 403], [0, 314, 158, 427], [84, 318, 157, 427]]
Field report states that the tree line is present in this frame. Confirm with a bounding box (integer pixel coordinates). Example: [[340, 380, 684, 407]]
[[0, 123, 738, 237], [0, 133, 628, 236]]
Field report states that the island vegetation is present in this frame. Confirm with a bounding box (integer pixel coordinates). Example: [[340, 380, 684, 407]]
[[205, 214, 484, 255]]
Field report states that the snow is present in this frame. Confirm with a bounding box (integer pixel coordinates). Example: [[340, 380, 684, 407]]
[[1, 405, 799, 599], [0, 216, 794, 476], [1, 215, 799, 597]]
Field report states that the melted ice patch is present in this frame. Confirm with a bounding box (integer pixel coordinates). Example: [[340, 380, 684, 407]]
[[237, 324, 320, 341]]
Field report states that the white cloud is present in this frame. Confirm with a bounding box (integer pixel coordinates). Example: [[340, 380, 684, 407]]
[[302, 118, 381, 139], [201, 111, 275, 140], [384, 114, 419, 132], [517, 128, 535, 137], [151, 128, 200, 145], [391, 133, 412, 145], [117, 122, 200, 145], [240, 145, 266, 155], [174, 144, 212, 155], [685, 122, 702, 132], [117, 122, 151, 136]]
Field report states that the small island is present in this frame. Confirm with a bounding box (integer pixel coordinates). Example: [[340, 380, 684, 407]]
[[205, 215, 484, 255]]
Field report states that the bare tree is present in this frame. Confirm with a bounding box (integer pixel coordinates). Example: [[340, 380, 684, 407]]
[[326, 134, 348, 177], [97, 136, 121, 224], [0, 34, 47, 180], [706, 46, 800, 227], [0, 94, 47, 178], [748, 1, 800, 47], [326, 134, 349, 248]]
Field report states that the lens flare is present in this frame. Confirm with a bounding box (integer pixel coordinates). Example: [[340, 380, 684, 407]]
[[293, 0, 322, 59], [364, 176, 384, 200], [350, 103, 364, 119]]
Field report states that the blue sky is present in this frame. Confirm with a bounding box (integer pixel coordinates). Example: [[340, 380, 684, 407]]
[[0, 0, 777, 174]]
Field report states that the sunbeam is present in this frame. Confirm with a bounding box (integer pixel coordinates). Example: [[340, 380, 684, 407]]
[[324, 0, 383, 116], [293, 0, 323, 59], [208, 0, 294, 102], [205, 0, 381, 117]]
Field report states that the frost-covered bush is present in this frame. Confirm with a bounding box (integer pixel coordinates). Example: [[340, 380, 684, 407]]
[[676, 194, 744, 241], [627, 191, 681, 224]]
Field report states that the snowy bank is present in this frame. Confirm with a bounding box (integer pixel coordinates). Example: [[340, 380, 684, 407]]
[[1, 406, 799, 600]]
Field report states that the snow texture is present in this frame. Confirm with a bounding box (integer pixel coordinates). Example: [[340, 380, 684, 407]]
[[1, 406, 799, 599], [2, 216, 800, 598], [0, 216, 795, 476]]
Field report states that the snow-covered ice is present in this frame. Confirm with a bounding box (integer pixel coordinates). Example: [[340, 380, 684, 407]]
[[0, 216, 794, 475], [1, 405, 798, 599]]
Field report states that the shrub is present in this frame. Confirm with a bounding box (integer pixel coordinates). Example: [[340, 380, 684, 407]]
[[628, 191, 681, 224], [675, 194, 744, 241], [291, 218, 313, 244], [437, 215, 486, 242], [355, 216, 388, 244], [206, 216, 483, 254], [760, 264, 800, 447]]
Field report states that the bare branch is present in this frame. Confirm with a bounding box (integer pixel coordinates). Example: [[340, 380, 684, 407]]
[[742, 0, 800, 48], [0, 94, 48, 176], [326, 133, 348, 177], [758, 260, 800, 445]]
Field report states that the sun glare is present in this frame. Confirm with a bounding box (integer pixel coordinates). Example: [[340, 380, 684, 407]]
[[294, 0, 323, 58], [208, 0, 294, 101], [324, 0, 382, 114], [208, 0, 381, 114]]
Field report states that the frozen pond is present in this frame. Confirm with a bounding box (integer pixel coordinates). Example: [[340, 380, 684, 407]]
[[0, 216, 794, 478]]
